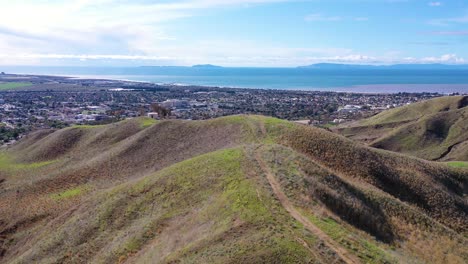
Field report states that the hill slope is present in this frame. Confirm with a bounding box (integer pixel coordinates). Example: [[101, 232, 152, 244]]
[[334, 95, 468, 161], [0, 116, 467, 263]]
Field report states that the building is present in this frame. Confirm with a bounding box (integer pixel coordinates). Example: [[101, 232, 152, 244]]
[[160, 99, 190, 109], [147, 112, 159, 119], [338, 105, 362, 113]]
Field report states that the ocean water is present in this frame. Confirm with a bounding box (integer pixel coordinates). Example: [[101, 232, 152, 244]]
[[3, 66, 468, 94]]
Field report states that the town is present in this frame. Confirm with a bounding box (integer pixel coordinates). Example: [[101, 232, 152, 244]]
[[0, 73, 451, 144]]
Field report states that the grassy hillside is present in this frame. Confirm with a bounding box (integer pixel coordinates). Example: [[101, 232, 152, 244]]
[[360, 96, 467, 126], [334, 95, 468, 162], [0, 115, 466, 264]]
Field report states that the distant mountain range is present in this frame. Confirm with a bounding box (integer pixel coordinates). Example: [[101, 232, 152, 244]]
[[146, 63, 468, 70], [140, 64, 223, 68], [4, 63, 468, 72], [298, 63, 468, 70], [191, 64, 223, 68], [145, 63, 468, 69]]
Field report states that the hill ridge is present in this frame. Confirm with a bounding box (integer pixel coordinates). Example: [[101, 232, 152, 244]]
[[0, 115, 466, 263], [334, 96, 468, 162]]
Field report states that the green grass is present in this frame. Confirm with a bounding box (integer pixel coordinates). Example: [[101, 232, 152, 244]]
[[220, 150, 273, 223], [20, 147, 314, 263], [252, 115, 297, 144], [446, 161, 468, 168], [361, 96, 464, 126], [132, 147, 312, 263], [50, 185, 88, 200], [216, 115, 250, 124], [399, 133, 421, 149], [71, 124, 105, 129], [301, 210, 393, 263], [4, 114, 467, 263], [138, 147, 272, 223], [0, 153, 56, 171], [319, 123, 338, 129], [0, 82, 32, 90], [259, 145, 394, 263], [260, 116, 294, 127], [71, 117, 157, 130], [137, 117, 158, 128]]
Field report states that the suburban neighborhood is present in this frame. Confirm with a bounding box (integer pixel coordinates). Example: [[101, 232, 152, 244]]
[[0, 73, 448, 144]]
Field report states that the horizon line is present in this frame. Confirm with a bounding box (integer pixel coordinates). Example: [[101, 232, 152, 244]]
[[2, 62, 468, 69]]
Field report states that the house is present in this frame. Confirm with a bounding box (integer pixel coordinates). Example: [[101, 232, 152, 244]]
[[333, 118, 345, 124], [147, 112, 159, 119]]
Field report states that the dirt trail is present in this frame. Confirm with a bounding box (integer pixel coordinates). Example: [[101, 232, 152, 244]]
[[254, 148, 360, 264]]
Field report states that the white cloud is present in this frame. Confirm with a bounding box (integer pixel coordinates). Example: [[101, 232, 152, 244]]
[[307, 54, 378, 63], [404, 54, 465, 64], [428, 13, 468, 26], [1, 50, 465, 67], [428, 2, 442, 7], [0, 0, 295, 65], [0, 0, 465, 67], [0, 40, 360, 67], [0, 0, 373, 67]]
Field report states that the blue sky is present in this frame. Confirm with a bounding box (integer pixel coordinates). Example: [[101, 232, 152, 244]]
[[0, 0, 467, 67]]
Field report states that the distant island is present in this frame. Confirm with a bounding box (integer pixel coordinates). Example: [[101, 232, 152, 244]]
[[298, 63, 468, 70], [192, 64, 223, 68]]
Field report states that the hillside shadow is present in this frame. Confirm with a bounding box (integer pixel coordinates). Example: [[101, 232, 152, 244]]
[[303, 170, 397, 244]]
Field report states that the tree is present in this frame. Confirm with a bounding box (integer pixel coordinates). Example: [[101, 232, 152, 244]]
[[326, 104, 338, 113], [151, 103, 171, 119], [138, 107, 146, 117]]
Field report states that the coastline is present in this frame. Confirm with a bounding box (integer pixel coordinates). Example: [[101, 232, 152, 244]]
[[55, 74, 468, 94], [4, 72, 468, 95]]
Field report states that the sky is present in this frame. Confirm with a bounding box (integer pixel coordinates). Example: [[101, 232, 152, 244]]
[[0, 0, 467, 67]]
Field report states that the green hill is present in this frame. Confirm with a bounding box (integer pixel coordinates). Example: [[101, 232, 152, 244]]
[[0, 116, 466, 263], [334, 96, 468, 162], [360, 96, 467, 126]]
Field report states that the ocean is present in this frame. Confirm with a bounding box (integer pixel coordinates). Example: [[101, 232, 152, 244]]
[[3, 66, 468, 94]]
